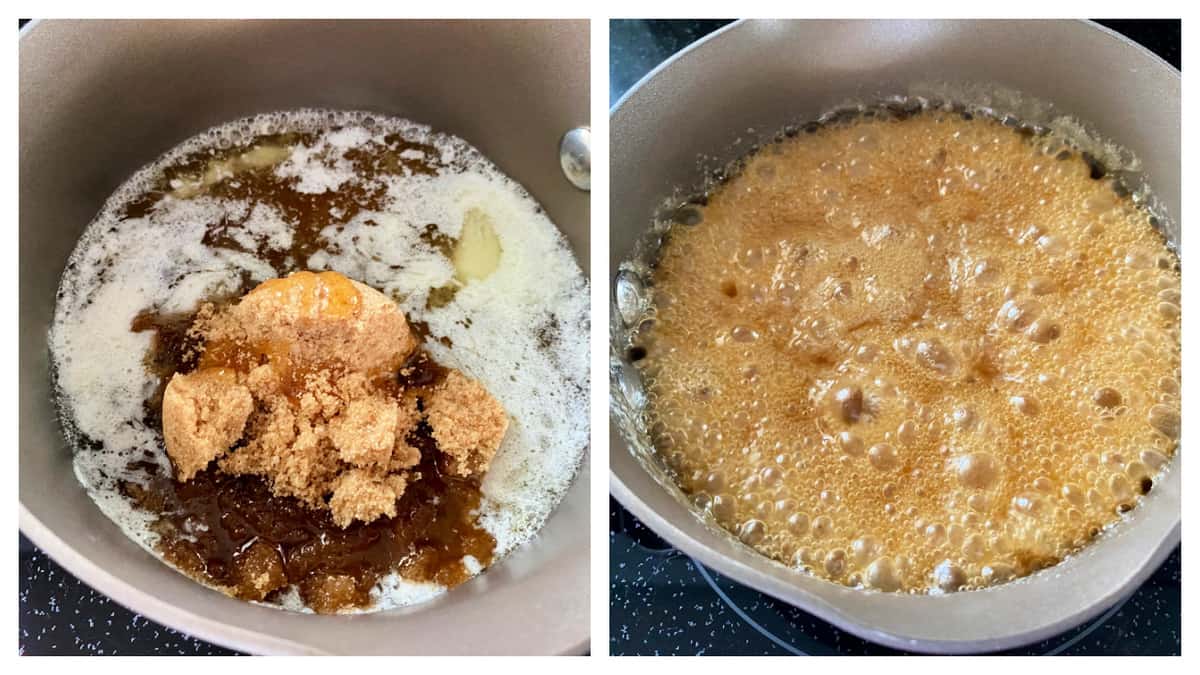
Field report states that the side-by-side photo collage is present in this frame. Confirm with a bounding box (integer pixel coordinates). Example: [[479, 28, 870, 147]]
[[16, 15, 1184, 659]]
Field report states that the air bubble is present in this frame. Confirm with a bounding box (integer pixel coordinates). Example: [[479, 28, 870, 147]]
[[1158, 302, 1181, 320], [1108, 474, 1133, 501], [614, 270, 647, 327], [973, 258, 1002, 284], [1011, 492, 1044, 516], [838, 431, 865, 456], [1125, 251, 1155, 269], [868, 444, 899, 471], [1092, 387, 1122, 409], [932, 560, 966, 592], [997, 298, 1042, 331], [1125, 461, 1149, 481], [824, 549, 847, 576], [759, 466, 782, 487], [915, 338, 957, 375], [952, 406, 976, 430], [739, 519, 767, 545], [1026, 319, 1061, 344], [1062, 483, 1086, 506], [865, 557, 900, 591], [833, 386, 865, 423], [924, 523, 947, 545], [811, 515, 834, 538], [1010, 394, 1040, 416], [710, 494, 736, 524], [967, 494, 989, 511], [955, 452, 999, 489], [1036, 234, 1067, 256], [787, 512, 810, 535], [1140, 449, 1168, 470], [851, 536, 878, 564], [731, 326, 759, 343], [1147, 404, 1180, 440]]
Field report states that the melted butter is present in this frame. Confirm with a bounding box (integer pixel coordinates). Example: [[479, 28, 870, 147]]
[[453, 208, 503, 282], [640, 112, 1180, 593], [170, 142, 293, 199]]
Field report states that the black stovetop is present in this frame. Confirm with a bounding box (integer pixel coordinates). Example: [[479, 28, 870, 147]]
[[608, 18, 1181, 657]]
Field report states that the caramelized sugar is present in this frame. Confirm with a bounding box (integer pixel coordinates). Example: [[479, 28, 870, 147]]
[[640, 111, 1181, 593]]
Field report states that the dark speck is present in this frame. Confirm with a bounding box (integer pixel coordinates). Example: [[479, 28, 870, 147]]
[[674, 206, 703, 226], [1082, 152, 1107, 180]]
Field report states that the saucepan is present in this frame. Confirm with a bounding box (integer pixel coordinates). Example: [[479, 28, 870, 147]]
[[20, 18, 590, 655], [609, 19, 1179, 654]]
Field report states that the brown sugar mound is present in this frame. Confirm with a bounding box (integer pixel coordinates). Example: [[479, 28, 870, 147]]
[[160, 270, 508, 527], [427, 370, 510, 478], [161, 368, 253, 481]]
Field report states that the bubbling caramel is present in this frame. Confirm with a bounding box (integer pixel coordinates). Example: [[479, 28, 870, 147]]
[[638, 111, 1180, 593]]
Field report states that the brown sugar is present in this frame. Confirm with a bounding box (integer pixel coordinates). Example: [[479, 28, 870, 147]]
[[160, 368, 254, 481], [232, 540, 290, 601], [300, 574, 362, 615], [160, 270, 509, 529], [426, 370, 509, 478], [329, 397, 398, 469], [329, 468, 408, 528]]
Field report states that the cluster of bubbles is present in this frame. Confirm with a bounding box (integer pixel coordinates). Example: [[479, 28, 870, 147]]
[[636, 106, 1180, 594]]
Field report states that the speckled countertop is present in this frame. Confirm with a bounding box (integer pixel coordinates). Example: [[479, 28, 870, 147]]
[[608, 18, 1181, 657]]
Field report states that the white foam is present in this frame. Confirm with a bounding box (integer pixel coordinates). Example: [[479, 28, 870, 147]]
[[234, 203, 294, 253], [274, 138, 357, 194], [51, 195, 269, 551], [370, 574, 447, 611], [50, 110, 589, 612]]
